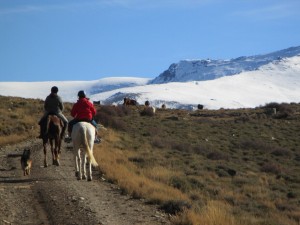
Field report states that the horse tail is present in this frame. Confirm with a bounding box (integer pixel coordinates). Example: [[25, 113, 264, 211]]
[[83, 128, 98, 167]]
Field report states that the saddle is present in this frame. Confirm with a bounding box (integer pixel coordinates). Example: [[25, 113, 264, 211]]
[[39, 113, 64, 138], [76, 119, 92, 123]]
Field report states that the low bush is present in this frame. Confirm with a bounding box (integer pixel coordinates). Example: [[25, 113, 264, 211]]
[[271, 147, 291, 157], [151, 136, 168, 149], [95, 105, 129, 131], [207, 151, 228, 160], [239, 139, 272, 152], [263, 102, 294, 118], [260, 163, 282, 175], [159, 200, 191, 215]]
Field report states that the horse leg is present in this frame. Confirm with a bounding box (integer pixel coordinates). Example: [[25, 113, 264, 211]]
[[54, 147, 60, 166], [87, 155, 92, 182], [82, 154, 87, 180], [58, 138, 62, 154], [87, 141, 95, 181], [54, 137, 60, 166], [75, 148, 82, 180], [50, 139, 56, 165], [43, 143, 48, 167]]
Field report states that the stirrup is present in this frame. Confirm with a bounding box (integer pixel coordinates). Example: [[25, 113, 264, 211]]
[[94, 137, 101, 144]]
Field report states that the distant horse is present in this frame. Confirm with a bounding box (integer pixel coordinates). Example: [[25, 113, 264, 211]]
[[140, 106, 156, 116], [140, 100, 156, 116], [197, 104, 204, 110], [93, 100, 100, 105], [42, 114, 63, 167], [123, 97, 137, 106], [72, 122, 98, 181]]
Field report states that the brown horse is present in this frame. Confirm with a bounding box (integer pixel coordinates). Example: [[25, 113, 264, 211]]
[[123, 97, 137, 106], [42, 115, 63, 167]]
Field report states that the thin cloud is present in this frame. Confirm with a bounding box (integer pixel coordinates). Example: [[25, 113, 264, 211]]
[[0, 1, 101, 15], [0, 5, 43, 15], [101, 0, 218, 9], [233, 3, 300, 21], [0, 0, 218, 15]]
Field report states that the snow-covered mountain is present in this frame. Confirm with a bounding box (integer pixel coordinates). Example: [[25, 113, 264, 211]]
[[0, 77, 150, 103], [0, 46, 299, 110], [96, 55, 300, 109], [151, 46, 300, 84]]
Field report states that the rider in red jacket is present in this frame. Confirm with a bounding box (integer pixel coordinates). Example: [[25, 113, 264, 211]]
[[65, 90, 100, 143], [71, 95, 96, 121]]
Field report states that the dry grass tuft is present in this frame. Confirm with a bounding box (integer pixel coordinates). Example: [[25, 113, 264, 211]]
[[171, 201, 237, 225], [94, 130, 188, 204]]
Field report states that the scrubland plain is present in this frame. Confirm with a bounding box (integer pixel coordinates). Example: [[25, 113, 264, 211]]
[[1, 95, 299, 225]]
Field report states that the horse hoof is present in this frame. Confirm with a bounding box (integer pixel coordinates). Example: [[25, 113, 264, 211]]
[[87, 177, 92, 182], [44, 164, 48, 168], [82, 174, 87, 180], [56, 160, 60, 166], [75, 171, 80, 177], [77, 176, 82, 180]]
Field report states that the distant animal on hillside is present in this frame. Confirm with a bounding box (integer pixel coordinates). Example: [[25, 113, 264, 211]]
[[72, 122, 98, 181], [140, 101, 156, 116], [123, 97, 137, 106], [198, 104, 204, 110], [161, 104, 166, 109], [42, 114, 63, 167], [93, 101, 100, 105], [21, 148, 32, 176]]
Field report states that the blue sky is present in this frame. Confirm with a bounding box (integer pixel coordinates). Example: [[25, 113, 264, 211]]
[[1, 0, 299, 82]]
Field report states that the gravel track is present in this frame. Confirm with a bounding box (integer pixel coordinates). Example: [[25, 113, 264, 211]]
[[0, 139, 170, 225]]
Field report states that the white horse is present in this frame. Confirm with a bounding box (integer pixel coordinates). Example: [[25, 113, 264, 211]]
[[72, 122, 98, 181]]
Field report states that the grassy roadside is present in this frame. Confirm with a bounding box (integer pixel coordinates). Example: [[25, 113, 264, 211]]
[[0, 96, 43, 145], [93, 104, 300, 225], [0, 95, 72, 146]]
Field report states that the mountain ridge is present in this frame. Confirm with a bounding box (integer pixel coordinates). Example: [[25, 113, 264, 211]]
[[0, 46, 299, 110], [150, 46, 300, 84]]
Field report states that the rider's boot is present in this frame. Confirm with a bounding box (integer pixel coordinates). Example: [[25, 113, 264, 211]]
[[94, 130, 101, 144], [61, 121, 67, 139]]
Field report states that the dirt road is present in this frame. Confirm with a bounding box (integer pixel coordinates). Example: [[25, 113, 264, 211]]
[[0, 139, 171, 225]]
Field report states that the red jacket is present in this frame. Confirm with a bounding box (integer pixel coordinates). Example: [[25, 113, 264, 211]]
[[71, 98, 96, 120]]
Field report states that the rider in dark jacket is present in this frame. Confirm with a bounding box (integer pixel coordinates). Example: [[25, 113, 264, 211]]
[[38, 86, 68, 138]]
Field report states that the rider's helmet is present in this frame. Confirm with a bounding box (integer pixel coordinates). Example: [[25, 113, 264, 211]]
[[78, 90, 86, 98], [51, 86, 58, 94]]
